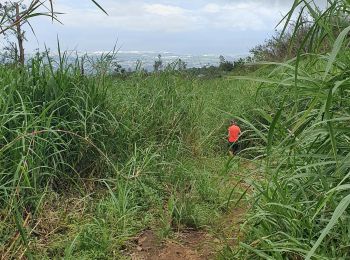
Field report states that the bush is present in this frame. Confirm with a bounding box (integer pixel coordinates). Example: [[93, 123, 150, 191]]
[[250, 15, 312, 61], [219, 55, 234, 71]]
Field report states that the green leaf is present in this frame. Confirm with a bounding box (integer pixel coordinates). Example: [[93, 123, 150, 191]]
[[240, 242, 272, 259], [306, 194, 350, 260], [324, 86, 338, 164], [267, 99, 284, 157], [327, 184, 350, 193], [324, 25, 350, 80], [230, 76, 293, 87], [236, 116, 267, 143]]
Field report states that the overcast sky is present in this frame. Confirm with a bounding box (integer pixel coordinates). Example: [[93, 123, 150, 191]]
[[22, 0, 296, 55]]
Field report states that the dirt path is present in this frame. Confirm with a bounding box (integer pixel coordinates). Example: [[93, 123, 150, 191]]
[[129, 206, 247, 260], [130, 229, 216, 260], [128, 161, 257, 260]]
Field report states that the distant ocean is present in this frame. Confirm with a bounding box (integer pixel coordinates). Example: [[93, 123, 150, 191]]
[[110, 51, 247, 71], [43, 50, 248, 72]]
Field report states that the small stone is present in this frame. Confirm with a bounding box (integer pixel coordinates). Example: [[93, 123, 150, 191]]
[[137, 246, 143, 251], [213, 238, 220, 243]]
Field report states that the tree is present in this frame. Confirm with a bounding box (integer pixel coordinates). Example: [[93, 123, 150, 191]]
[[0, 2, 27, 65], [249, 15, 314, 62], [0, 0, 107, 35], [153, 54, 163, 72], [0, 0, 107, 65], [218, 55, 233, 71]]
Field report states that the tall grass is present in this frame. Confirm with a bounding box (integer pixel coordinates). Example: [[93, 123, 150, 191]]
[[0, 47, 260, 257], [0, 52, 120, 257], [232, 1, 350, 259]]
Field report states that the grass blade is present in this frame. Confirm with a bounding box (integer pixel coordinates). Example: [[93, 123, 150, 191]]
[[306, 194, 350, 260], [323, 25, 350, 80], [90, 0, 108, 15]]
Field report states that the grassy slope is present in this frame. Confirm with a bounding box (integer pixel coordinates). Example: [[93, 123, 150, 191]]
[[0, 63, 262, 259]]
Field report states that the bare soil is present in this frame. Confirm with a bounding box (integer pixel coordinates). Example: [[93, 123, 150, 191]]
[[129, 205, 248, 260], [129, 229, 220, 260]]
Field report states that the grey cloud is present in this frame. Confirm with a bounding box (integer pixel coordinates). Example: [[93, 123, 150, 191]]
[[53, 0, 294, 32], [24, 0, 312, 53]]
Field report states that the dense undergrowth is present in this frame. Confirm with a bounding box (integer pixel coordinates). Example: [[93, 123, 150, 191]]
[[231, 1, 350, 259], [3, 1, 350, 259], [0, 51, 261, 258]]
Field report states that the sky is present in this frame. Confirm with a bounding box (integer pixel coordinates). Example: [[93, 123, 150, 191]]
[[21, 0, 296, 55]]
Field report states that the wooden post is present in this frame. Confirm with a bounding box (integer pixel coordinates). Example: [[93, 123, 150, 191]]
[[15, 3, 24, 66]]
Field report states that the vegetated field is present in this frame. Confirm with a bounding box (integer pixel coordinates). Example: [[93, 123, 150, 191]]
[[0, 55, 262, 259], [2, 1, 350, 259]]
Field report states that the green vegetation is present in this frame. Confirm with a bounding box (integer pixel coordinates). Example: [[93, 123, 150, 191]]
[[2, 0, 350, 259], [230, 1, 350, 259], [0, 49, 261, 258]]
